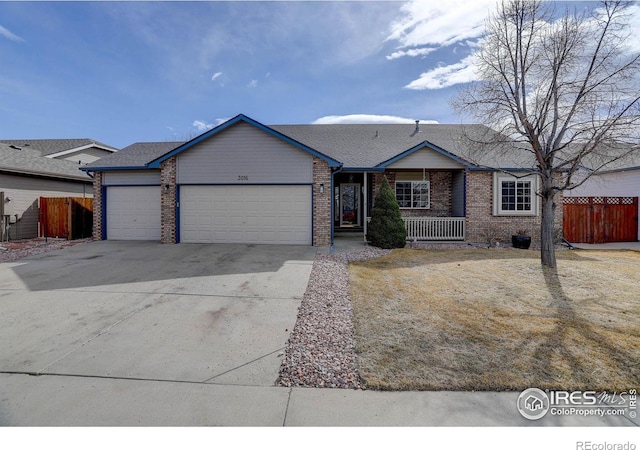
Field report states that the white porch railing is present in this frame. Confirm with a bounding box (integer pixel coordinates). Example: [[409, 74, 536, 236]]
[[366, 217, 466, 241]]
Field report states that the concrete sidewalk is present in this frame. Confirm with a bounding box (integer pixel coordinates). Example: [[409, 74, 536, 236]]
[[1, 372, 637, 426]]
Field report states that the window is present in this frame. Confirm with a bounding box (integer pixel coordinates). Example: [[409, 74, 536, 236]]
[[493, 174, 538, 216], [395, 181, 430, 209]]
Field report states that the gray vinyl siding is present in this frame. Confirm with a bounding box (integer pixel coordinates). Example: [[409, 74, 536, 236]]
[[102, 170, 161, 186], [451, 170, 465, 217], [564, 170, 640, 198], [388, 148, 465, 170], [0, 173, 91, 240], [177, 122, 313, 184]]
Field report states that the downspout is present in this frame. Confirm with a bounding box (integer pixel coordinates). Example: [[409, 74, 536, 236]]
[[330, 165, 344, 252], [363, 171, 368, 242], [84, 171, 94, 199]]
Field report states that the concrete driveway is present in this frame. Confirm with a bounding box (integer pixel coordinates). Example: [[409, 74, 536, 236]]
[[0, 241, 315, 387]]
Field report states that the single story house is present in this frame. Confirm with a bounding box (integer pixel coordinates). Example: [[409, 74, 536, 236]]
[[0, 140, 111, 240], [81, 114, 563, 246]]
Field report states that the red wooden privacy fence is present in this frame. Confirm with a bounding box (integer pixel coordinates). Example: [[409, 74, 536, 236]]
[[563, 196, 638, 244], [39, 197, 93, 240]]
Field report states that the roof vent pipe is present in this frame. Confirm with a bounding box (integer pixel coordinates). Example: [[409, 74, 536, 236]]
[[414, 120, 420, 133]]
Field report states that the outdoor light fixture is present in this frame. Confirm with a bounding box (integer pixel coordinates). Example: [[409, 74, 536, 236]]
[[164, 184, 170, 192], [319, 183, 324, 194]]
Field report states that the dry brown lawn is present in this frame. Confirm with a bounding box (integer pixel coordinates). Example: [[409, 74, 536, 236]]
[[349, 249, 640, 391]]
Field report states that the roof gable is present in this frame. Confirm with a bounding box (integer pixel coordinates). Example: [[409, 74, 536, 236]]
[[146, 114, 342, 169], [0, 139, 118, 157], [379, 141, 469, 169]]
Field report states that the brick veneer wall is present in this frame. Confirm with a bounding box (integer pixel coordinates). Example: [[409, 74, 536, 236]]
[[160, 157, 177, 244], [465, 171, 564, 244], [373, 171, 452, 217], [313, 157, 331, 246], [92, 171, 103, 240]]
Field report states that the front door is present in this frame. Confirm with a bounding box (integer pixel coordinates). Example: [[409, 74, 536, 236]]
[[340, 183, 360, 227]]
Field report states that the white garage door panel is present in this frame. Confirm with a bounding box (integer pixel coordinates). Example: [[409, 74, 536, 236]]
[[107, 186, 161, 240], [180, 185, 311, 244]]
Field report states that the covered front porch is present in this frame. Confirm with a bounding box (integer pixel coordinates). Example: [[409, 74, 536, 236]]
[[331, 169, 466, 244]]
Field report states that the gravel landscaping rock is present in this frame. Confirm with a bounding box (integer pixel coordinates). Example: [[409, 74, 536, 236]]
[[276, 242, 564, 389], [277, 247, 390, 389], [0, 238, 90, 263]]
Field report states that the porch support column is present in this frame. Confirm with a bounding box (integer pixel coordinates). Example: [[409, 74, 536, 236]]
[[363, 171, 368, 242]]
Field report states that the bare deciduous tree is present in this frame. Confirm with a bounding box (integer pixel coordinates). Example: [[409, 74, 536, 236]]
[[453, 0, 640, 267]]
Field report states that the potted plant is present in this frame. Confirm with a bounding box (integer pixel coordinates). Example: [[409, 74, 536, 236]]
[[512, 229, 532, 249]]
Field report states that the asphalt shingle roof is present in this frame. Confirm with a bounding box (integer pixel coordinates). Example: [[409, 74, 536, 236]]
[[83, 142, 183, 169], [270, 123, 536, 169], [0, 143, 91, 181], [81, 121, 540, 171], [566, 142, 640, 173], [0, 139, 119, 156]]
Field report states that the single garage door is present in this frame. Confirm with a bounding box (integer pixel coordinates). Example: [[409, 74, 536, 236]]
[[106, 186, 161, 240], [180, 185, 312, 244]]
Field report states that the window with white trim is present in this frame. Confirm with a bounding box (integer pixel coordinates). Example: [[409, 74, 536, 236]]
[[395, 181, 430, 209], [493, 174, 538, 216]]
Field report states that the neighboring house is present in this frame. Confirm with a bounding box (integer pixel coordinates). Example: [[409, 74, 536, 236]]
[[0, 138, 118, 165], [563, 155, 640, 243], [0, 140, 113, 240], [81, 114, 563, 246]]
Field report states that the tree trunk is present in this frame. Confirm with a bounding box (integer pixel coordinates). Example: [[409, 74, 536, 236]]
[[540, 192, 557, 268]]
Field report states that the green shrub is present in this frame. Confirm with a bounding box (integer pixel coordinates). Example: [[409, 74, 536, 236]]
[[367, 176, 406, 249]]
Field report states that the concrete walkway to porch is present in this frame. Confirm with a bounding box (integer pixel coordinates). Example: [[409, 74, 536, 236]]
[[326, 235, 369, 254]]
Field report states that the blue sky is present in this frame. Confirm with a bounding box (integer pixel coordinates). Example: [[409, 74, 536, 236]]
[[0, 1, 637, 149]]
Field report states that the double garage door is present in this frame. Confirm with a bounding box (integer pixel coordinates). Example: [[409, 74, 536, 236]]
[[106, 185, 311, 245]]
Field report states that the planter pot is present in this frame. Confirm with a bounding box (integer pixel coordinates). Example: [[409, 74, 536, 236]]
[[512, 235, 532, 249]]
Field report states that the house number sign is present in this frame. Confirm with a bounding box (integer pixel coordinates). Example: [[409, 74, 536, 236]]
[[237, 175, 249, 181]]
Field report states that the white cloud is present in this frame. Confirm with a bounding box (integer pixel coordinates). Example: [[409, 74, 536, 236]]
[[211, 71, 222, 81], [386, 0, 493, 49], [389, 1, 640, 90], [247, 79, 258, 88], [626, 4, 640, 53], [192, 118, 230, 132], [385, 0, 494, 89], [312, 114, 438, 125], [592, 2, 640, 54], [405, 55, 479, 90], [386, 47, 436, 60], [192, 120, 214, 132], [0, 24, 24, 42]]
